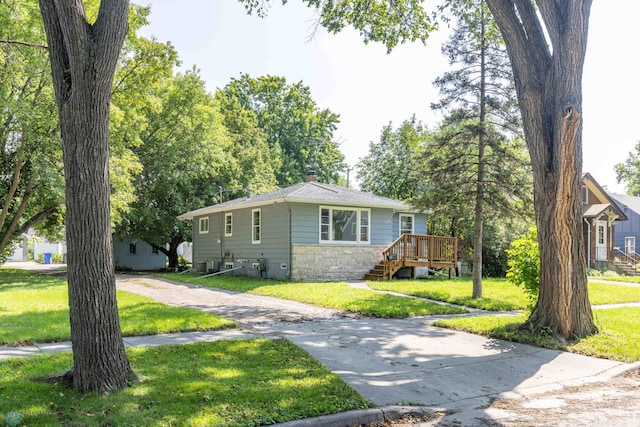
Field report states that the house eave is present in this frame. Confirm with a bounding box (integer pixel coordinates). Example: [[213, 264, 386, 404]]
[[178, 197, 413, 221]]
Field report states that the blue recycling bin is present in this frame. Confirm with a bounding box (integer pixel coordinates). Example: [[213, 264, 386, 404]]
[[43, 252, 52, 264]]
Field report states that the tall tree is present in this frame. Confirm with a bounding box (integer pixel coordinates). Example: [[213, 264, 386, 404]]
[[356, 116, 428, 200], [217, 74, 346, 186], [428, 4, 527, 298], [615, 142, 640, 196], [0, 0, 65, 260], [116, 69, 260, 269], [483, 0, 596, 339], [241, 0, 596, 341], [38, 0, 134, 392], [414, 111, 532, 277]]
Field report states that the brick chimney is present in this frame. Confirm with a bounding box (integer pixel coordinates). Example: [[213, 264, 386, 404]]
[[306, 170, 318, 182]]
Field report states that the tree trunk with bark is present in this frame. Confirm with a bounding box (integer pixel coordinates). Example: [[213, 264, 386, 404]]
[[486, 0, 596, 339], [472, 15, 488, 299], [156, 233, 184, 270], [38, 0, 135, 392]]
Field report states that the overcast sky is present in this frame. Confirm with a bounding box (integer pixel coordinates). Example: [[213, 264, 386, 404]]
[[139, 1, 639, 193]]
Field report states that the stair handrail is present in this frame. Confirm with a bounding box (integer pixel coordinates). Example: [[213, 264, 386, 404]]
[[614, 247, 638, 268], [381, 234, 458, 279], [382, 234, 407, 279]]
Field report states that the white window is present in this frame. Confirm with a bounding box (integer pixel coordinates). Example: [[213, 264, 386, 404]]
[[400, 214, 414, 235], [225, 213, 233, 237], [582, 186, 589, 204], [252, 209, 261, 244], [320, 206, 370, 243], [199, 217, 209, 234], [625, 236, 636, 254]]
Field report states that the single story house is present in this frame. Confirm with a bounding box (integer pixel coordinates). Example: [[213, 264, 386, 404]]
[[581, 173, 628, 268], [113, 236, 167, 271], [610, 193, 640, 255], [178, 172, 456, 281]]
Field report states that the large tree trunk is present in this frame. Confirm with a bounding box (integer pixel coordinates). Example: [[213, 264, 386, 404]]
[[39, 0, 134, 392], [486, 0, 596, 339], [156, 233, 183, 270]]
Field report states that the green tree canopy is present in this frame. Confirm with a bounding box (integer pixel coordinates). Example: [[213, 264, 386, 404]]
[[615, 142, 640, 196], [216, 74, 346, 186], [0, 0, 64, 260], [115, 69, 241, 269], [356, 116, 428, 201]]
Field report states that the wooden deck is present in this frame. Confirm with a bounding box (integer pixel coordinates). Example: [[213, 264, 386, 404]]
[[365, 234, 458, 281]]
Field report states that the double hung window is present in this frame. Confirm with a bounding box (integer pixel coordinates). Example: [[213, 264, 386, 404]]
[[252, 209, 261, 244]]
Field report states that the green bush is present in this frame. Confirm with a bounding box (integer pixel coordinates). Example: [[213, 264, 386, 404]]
[[506, 227, 539, 310], [586, 268, 603, 277]]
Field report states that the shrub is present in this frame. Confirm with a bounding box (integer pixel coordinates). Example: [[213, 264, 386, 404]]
[[586, 268, 603, 277], [506, 227, 539, 310]]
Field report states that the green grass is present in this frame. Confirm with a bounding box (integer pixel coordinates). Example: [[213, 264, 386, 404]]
[[433, 307, 640, 362], [0, 339, 371, 426], [367, 277, 529, 311], [160, 273, 467, 318], [366, 277, 640, 311], [0, 269, 236, 345], [588, 281, 640, 304], [589, 275, 640, 284]]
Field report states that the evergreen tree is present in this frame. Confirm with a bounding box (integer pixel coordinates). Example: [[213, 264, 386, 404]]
[[415, 2, 531, 296]]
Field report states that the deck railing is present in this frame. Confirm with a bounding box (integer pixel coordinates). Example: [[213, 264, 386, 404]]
[[382, 234, 457, 279]]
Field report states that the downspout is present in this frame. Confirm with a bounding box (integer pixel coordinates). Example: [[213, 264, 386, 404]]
[[584, 218, 591, 269], [274, 202, 292, 279], [220, 212, 224, 271]]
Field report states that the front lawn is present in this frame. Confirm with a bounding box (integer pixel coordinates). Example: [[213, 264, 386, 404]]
[[367, 277, 640, 311], [160, 273, 467, 318], [588, 281, 640, 305], [433, 307, 640, 362], [367, 277, 529, 311], [0, 269, 236, 345], [0, 339, 370, 426]]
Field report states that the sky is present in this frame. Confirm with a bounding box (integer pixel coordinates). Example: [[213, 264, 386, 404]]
[[139, 1, 639, 194]]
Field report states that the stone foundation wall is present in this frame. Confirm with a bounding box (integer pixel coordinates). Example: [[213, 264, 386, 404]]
[[291, 244, 386, 282]]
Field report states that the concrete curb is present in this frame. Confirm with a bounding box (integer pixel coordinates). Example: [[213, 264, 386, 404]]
[[275, 405, 435, 427]]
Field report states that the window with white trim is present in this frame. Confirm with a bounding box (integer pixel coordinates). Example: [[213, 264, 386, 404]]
[[400, 214, 414, 235], [582, 186, 589, 204], [252, 209, 261, 244], [320, 206, 370, 243], [199, 217, 209, 234], [224, 213, 233, 237], [625, 236, 636, 254]]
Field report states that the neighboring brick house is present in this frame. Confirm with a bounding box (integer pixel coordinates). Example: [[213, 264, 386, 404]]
[[581, 173, 627, 268]]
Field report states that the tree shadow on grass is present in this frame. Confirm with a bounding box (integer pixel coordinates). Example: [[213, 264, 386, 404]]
[[0, 269, 66, 292], [0, 339, 369, 426]]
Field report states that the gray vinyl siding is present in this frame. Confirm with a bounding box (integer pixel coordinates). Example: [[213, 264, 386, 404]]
[[193, 205, 291, 280], [291, 204, 402, 245], [371, 208, 394, 245], [291, 204, 319, 244], [614, 210, 640, 253], [113, 237, 166, 271], [192, 212, 222, 269], [390, 212, 428, 240]]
